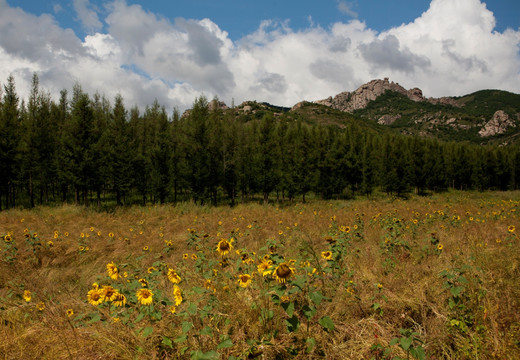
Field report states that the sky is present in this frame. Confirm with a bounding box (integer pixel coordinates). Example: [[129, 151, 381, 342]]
[[0, 0, 519, 112]]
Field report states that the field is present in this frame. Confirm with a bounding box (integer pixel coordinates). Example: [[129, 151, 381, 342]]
[[1, 191, 519, 359]]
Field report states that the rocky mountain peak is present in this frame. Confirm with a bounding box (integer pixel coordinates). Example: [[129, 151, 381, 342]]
[[314, 78, 425, 112], [312, 78, 461, 113]]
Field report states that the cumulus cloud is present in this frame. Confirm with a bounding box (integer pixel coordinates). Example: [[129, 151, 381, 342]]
[[359, 35, 431, 73], [0, 0, 518, 112], [73, 0, 103, 33]]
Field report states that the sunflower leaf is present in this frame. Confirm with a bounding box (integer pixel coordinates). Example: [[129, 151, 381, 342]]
[[161, 336, 173, 348], [319, 316, 335, 332], [182, 321, 194, 334], [217, 338, 234, 349], [141, 326, 153, 337]]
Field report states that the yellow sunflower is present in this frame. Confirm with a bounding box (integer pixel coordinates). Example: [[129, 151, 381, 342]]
[[237, 274, 252, 288], [321, 251, 333, 260], [216, 238, 234, 256], [112, 292, 127, 307], [66, 309, 74, 317], [106, 262, 120, 280], [36, 302, 45, 311], [101, 285, 118, 302], [183, 253, 189, 260], [508, 225, 516, 233], [147, 266, 156, 274], [167, 269, 182, 284], [173, 285, 183, 306], [136, 288, 154, 305], [273, 263, 295, 284], [437, 243, 444, 251], [138, 278, 149, 287], [23, 290, 31, 302], [87, 289, 103, 306], [257, 258, 273, 275]]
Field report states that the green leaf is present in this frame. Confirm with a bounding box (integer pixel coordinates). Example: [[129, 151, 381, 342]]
[[282, 301, 294, 317], [182, 321, 194, 334], [302, 305, 316, 319], [410, 346, 426, 360], [217, 338, 234, 349], [306, 337, 316, 353], [141, 326, 153, 337], [187, 302, 198, 315], [309, 291, 323, 306], [319, 316, 335, 332], [134, 312, 145, 323], [400, 337, 413, 351], [174, 335, 187, 343], [389, 338, 399, 346], [87, 313, 101, 324], [285, 315, 299, 332], [450, 286, 464, 297], [200, 326, 213, 336], [161, 336, 173, 348]]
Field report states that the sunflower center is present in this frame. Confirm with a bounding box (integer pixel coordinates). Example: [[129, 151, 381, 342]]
[[276, 264, 292, 278]]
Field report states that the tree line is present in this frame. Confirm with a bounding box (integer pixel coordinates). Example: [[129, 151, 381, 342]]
[[1, 74, 519, 210]]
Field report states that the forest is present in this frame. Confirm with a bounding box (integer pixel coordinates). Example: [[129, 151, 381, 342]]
[[1, 73, 520, 210]]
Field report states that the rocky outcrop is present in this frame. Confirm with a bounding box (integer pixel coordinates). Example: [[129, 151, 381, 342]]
[[478, 110, 516, 137], [314, 78, 426, 112], [313, 78, 464, 113], [208, 100, 228, 111], [378, 114, 401, 125]]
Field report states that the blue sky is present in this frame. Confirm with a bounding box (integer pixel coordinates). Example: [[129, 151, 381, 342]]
[[1, 0, 519, 111]]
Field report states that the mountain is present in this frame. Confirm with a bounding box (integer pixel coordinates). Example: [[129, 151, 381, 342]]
[[302, 78, 520, 144]]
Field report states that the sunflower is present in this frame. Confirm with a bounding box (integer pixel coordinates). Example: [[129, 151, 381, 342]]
[[101, 285, 118, 302], [147, 266, 156, 274], [36, 302, 45, 311], [112, 292, 127, 307], [106, 262, 120, 280], [66, 309, 74, 317], [273, 263, 295, 284], [108, 232, 115, 238], [437, 243, 444, 251], [143, 246, 149, 251], [139, 278, 149, 287], [257, 258, 273, 275], [183, 253, 189, 260], [508, 225, 516, 233], [87, 289, 103, 306], [136, 288, 154, 305], [237, 274, 252, 288], [169, 306, 176, 314], [191, 254, 198, 260], [321, 251, 333, 260], [216, 238, 234, 256], [20, 290, 32, 304], [173, 285, 183, 306], [167, 269, 182, 284]]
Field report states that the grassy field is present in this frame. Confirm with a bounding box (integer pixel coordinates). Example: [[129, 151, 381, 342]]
[[1, 191, 519, 359]]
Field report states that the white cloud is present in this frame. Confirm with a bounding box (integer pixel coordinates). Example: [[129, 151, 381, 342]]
[[337, 1, 358, 18], [0, 0, 518, 113], [73, 0, 103, 33]]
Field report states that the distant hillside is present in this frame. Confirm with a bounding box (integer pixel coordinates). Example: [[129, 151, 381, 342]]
[[305, 79, 520, 144]]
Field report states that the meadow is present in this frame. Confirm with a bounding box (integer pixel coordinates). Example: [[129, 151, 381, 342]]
[[0, 191, 519, 359]]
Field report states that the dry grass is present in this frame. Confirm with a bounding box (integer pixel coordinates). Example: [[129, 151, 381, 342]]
[[0, 191, 519, 359]]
